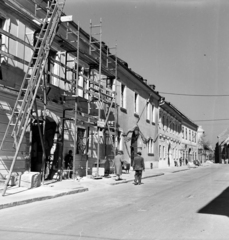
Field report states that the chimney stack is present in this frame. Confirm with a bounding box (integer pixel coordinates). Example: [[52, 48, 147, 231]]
[[149, 84, 156, 90]]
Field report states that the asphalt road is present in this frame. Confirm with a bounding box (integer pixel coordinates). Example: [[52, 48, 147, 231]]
[[0, 164, 229, 240]]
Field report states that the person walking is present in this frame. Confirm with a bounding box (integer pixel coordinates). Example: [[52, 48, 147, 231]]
[[133, 151, 145, 185], [113, 150, 123, 181]]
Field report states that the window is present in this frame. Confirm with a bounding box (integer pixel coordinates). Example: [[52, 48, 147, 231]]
[[182, 127, 184, 138], [53, 52, 65, 89], [76, 128, 86, 154], [106, 78, 114, 101], [0, 18, 3, 80], [117, 131, 123, 151], [151, 104, 155, 123], [47, 50, 56, 84], [146, 102, 150, 121], [189, 130, 191, 141], [121, 83, 126, 108], [78, 67, 88, 99], [159, 145, 161, 159], [134, 92, 139, 114], [185, 128, 187, 140], [148, 139, 154, 154], [106, 78, 114, 90], [163, 146, 165, 159]]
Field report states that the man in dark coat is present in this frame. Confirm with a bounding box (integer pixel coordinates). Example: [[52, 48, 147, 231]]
[[133, 151, 145, 185]]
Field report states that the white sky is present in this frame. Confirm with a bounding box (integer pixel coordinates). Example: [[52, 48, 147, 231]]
[[64, 0, 229, 147]]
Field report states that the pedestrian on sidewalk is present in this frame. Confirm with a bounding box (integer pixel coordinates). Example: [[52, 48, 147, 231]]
[[174, 159, 178, 167], [133, 151, 145, 185], [113, 150, 123, 181], [64, 150, 73, 178]]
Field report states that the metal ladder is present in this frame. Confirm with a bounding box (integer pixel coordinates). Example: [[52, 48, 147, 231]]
[[0, 0, 65, 196]]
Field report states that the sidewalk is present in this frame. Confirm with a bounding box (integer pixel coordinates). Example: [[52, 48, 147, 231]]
[[0, 164, 209, 210]]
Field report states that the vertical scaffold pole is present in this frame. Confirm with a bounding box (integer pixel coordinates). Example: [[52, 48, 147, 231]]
[[73, 22, 80, 180], [89, 18, 102, 178]]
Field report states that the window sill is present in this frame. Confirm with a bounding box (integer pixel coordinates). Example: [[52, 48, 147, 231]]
[[134, 113, 139, 118], [120, 107, 127, 114]]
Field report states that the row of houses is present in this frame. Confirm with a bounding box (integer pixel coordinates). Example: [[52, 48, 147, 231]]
[[0, 0, 202, 180]]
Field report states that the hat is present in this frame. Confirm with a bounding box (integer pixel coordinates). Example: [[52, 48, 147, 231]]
[[137, 151, 142, 155]]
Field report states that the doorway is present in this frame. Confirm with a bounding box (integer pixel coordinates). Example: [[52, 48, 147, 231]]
[[31, 119, 56, 173]]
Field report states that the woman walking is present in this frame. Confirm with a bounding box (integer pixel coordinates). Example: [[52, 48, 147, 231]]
[[113, 150, 123, 181]]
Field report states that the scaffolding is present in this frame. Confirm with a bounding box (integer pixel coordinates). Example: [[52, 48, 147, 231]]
[[59, 19, 118, 179], [0, 1, 119, 196], [89, 19, 118, 177]]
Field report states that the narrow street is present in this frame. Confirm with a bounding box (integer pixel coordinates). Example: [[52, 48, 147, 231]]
[[1, 164, 229, 240]]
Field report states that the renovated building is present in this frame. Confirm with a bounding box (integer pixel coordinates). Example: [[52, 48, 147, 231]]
[[0, 1, 202, 190], [0, 0, 161, 183]]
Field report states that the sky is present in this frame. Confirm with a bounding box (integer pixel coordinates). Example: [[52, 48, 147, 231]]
[[64, 0, 229, 147]]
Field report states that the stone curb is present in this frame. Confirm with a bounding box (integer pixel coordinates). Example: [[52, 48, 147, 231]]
[[0, 187, 88, 211], [171, 168, 190, 173], [109, 173, 165, 185]]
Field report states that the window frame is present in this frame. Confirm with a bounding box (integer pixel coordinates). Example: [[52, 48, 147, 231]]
[[148, 139, 154, 155], [151, 103, 155, 123], [120, 83, 126, 109], [134, 92, 139, 114], [146, 101, 150, 121]]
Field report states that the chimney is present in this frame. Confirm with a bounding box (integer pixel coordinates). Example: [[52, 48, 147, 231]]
[[149, 84, 156, 90]]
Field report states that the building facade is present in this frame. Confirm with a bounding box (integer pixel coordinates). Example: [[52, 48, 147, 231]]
[[158, 100, 198, 168], [180, 112, 198, 163], [116, 65, 160, 169], [158, 101, 182, 168], [0, 0, 161, 181], [0, 0, 201, 185]]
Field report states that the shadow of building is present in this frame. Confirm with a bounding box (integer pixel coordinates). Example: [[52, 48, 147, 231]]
[[198, 187, 229, 217]]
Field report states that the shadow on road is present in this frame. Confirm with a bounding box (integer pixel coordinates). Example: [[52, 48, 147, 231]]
[[198, 187, 229, 217]]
